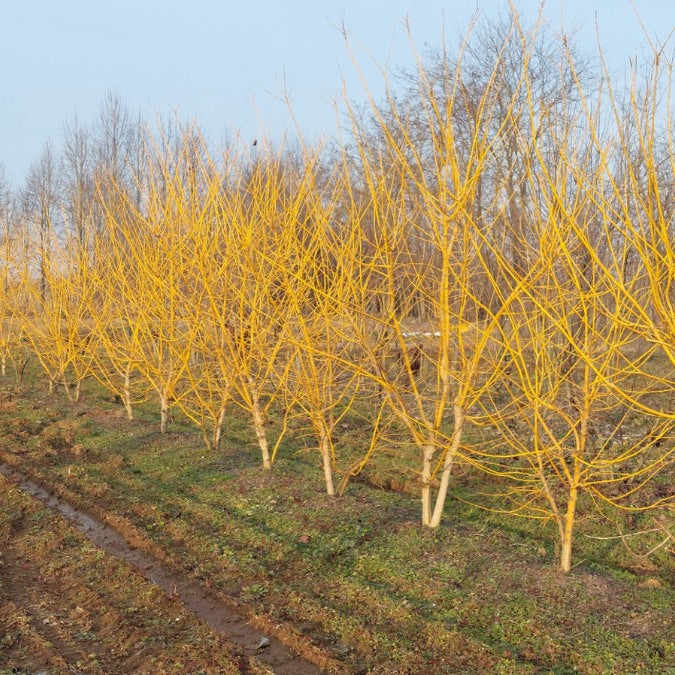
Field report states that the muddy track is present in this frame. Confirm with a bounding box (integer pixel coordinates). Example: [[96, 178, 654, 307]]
[[0, 463, 324, 674]]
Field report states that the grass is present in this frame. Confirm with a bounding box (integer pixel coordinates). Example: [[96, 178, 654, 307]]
[[0, 364, 673, 673]]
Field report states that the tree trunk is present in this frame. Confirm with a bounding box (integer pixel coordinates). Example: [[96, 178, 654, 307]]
[[560, 486, 578, 573], [421, 444, 434, 526], [160, 392, 169, 434], [319, 425, 335, 496], [429, 404, 464, 528], [248, 378, 271, 469], [213, 404, 227, 450], [16, 354, 28, 383], [62, 374, 73, 402], [123, 367, 134, 420]]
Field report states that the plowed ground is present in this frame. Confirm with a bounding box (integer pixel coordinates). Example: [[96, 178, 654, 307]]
[[0, 472, 269, 674]]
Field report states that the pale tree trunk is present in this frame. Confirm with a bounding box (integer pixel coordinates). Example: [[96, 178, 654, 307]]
[[1, 353, 6, 376], [319, 423, 335, 496], [212, 404, 227, 450], [159, 390, 169, 434], [248, 377, 271, 469], [429, 404, 464, 528], [123, 367, 134, 420], [560, 417, 585, 572], [421, 443, 434, 526], [62, 374, 73, 402], [560, 485, 578, 573], [74, 377, 81, 403]]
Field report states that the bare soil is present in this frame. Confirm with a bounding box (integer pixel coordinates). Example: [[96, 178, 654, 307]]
[[0, 466, 325, 674]]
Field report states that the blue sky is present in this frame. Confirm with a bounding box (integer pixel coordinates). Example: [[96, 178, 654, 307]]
[[1, 1, 672, 184]]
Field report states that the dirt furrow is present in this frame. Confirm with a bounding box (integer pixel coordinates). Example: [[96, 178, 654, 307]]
[[0, 462, 323, 674]]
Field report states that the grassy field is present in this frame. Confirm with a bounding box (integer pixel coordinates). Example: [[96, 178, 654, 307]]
[[0, 366, 673, 673]]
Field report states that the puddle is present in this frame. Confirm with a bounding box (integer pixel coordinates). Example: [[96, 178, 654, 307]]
[[0, 463, 322, 674]]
